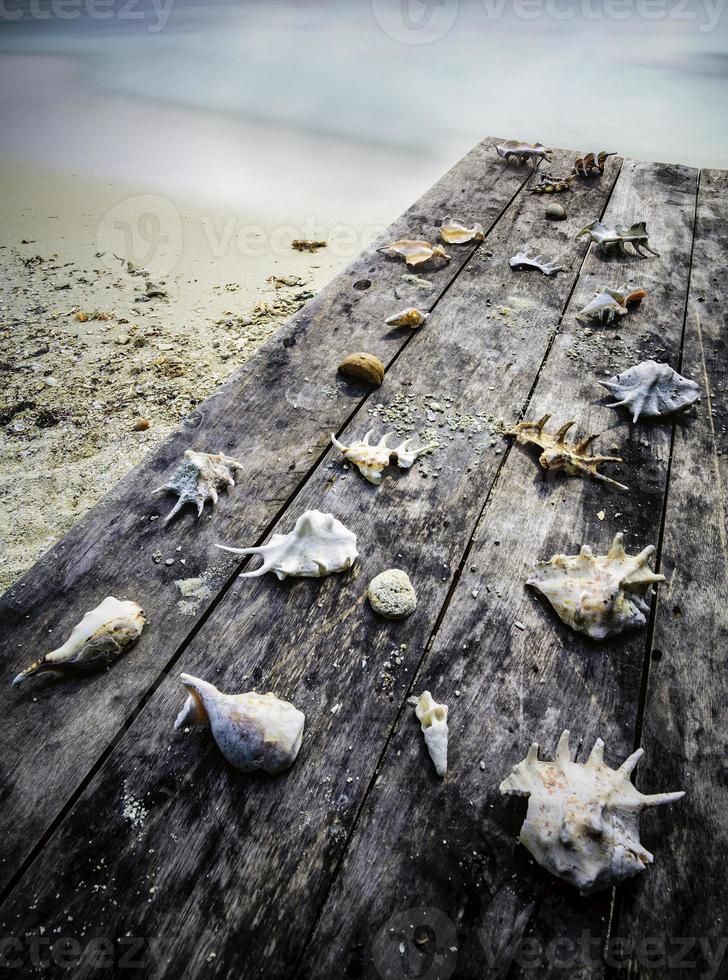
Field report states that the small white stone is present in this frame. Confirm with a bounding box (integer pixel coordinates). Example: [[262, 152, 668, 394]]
[[367, 569, 417, 620]]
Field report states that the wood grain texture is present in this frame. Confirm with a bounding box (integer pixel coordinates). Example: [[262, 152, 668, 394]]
[[301, 159, 699, 980], [0, 151, 623, 977], [0, 137, 533, 894], [614, 169, 728, 980]]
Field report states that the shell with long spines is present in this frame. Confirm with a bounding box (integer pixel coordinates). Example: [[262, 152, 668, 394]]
[[152, 450, 243, 523], [499, 729, 684, 894], [174, 674, 305, 774], [526, 532, 664, 639], [576, 220, 659, 257], [529, 172, 576, 194], [216, 509, 358, 580], [506, 413, 628, 490], [377, 240, 451, 267], [411, 691, 448, 777], [573, 151, 616, 177], [439, 218, 485, 244], [509, 250, 564, 277], [330, 430, 434, 485], [385, 308, 429, 329], [601, 359, 701, 423], [496, 141, 551, 167], [12, 596, 146, 686], [576, 284, 647, 323]]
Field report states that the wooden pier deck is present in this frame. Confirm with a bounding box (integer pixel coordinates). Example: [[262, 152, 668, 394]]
[[1, 138, 726, 979]]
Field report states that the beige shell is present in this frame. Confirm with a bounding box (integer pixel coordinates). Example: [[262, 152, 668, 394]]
[[410, 691, 448, 777], [500, 729, 684, 894], [152, 449, 244, 523], [338, 352, 385, 386], [576, 285, 647, 324], [217, 509, 358, 580], [175, 674, 305, 774], [439, 218, 485, 244], [506, 413, 627, 491], [12, 596, 146, 686], [527, 532, 664, 639], [385, 308, 429, 329], [573, 151, 616, 177], [330, 430, 434, 485], [377, 240, 451, 267]]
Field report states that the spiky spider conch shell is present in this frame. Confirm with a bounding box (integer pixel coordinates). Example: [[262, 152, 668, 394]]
[[439, 218, 485, 244], [409, 691, 448, 776], [152, 450, 243, 523], [506, 414, 627, 491], [576, 220, 659, 257], [500, 729, 684, 894], [12, 596, 146, 686], [572, 151, 616, 177], [216, 509, 358, 580], [576, 284, 647, 324], [509, 250, 564, 277], [174, 674, 305, 774], [529, 172, 576, 194], [377, 240, 451, 267], [601, 359, 701, 423], [495, 141, 552, 166], [330, 430, 435, 485], [385, 308, 429, 329], [526, 532, 664, 639]]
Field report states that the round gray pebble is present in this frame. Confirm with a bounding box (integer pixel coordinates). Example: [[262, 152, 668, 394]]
[[367, 569, 417, 620]]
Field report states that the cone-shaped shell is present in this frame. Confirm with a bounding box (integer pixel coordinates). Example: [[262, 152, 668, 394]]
[[385, 308, 429, 329], [12, 597, 146, 686], [413, 691, 448, 777], [174, 674, 305, 774], [500, 730, 684, 894]]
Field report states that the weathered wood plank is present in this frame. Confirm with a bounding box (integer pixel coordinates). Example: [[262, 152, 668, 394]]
[[0, 151, 623, 976], [614, 169, 728, 979], [301, 159, 699, 980], [0, 137, 533, 894]]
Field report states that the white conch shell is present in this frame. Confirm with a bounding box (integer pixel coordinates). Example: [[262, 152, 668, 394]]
[[576, 220, 659, 257], [377, 240, 451, 267], [411, 691, 448, 777], [499, 730, 684, 894], [12, 596, 146, 686], [601, 359, 701, 423], [153, 449, 243, 523], [496, 140, 551, 166], [174, 674, 305, 774], [509, 250, 564, 277], [575, 285, 647, 324], [385, 308, 429, 329], [439, 217, 485, 244], [527, 532, 664, 639], [330, 430, 434, 485], [216, 509, 358, 580]]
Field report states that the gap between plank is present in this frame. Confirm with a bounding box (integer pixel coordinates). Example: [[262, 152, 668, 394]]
[[293, 160, 626, 975], [603, 167, 701, 975], [0, 158, 536, 911]]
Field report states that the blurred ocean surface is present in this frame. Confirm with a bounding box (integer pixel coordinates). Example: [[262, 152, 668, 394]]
[[1, 0, 727, 225]]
